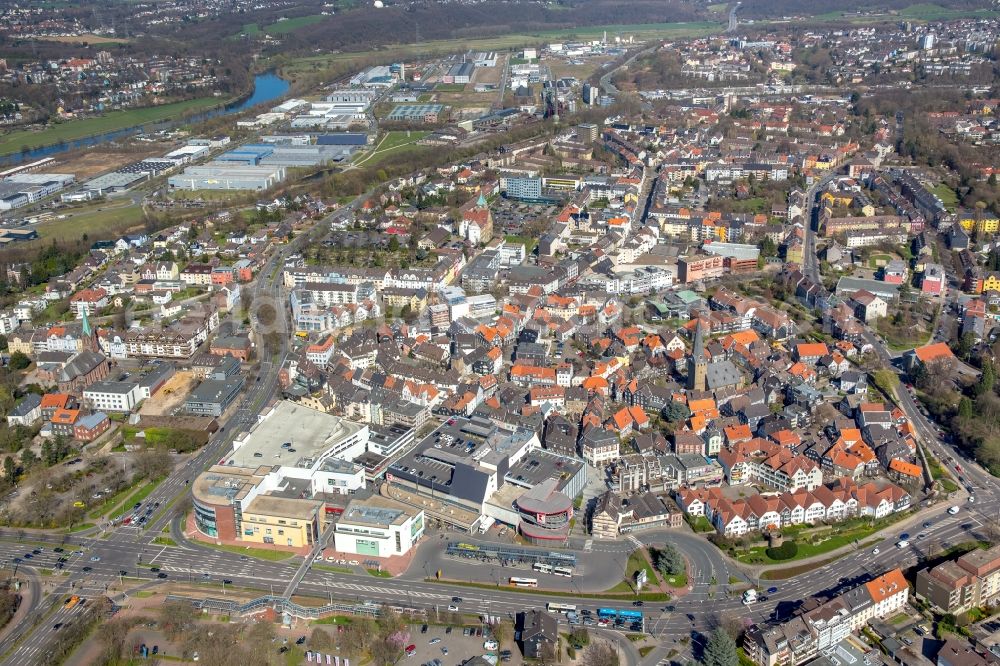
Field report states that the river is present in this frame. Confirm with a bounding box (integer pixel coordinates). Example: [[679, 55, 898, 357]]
[[0, 72, 291, 166]]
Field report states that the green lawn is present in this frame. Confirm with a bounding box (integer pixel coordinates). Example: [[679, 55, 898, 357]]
[[736, 514, 910, 565], [504, 234, 539, 255], [933, 183, 959, 213], [265, 14, 328, 34], [353, 134, 432, 168], [195, 541, 296, 561], [684, 514, 715, 533], [378, 130, 430, 151], [152, 536, 177, 546], [0, 96, 224, 157], [313, 564, 353, 574], [367, 568, 392, 578], [624, 550, 660, 589], [434, 83, 467, 92]]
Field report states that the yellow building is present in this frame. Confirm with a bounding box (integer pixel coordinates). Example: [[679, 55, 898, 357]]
[[820, 192, 853, 208], [382, 287, 428, 311], [6, 333, 32, 357], [960, 216, 1000, 234], [240, 496, 322, 548], [982, 273, 1000, 293]]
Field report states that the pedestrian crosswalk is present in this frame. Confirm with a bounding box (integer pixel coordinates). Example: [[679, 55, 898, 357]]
[[626, 535, 644, 550]]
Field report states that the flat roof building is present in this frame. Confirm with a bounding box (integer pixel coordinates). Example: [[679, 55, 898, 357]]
[[332, 495, 425, 557]]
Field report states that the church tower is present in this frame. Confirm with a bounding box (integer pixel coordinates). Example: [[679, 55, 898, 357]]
[[687, 322, 707, 392], [80, 307, 98, 353]]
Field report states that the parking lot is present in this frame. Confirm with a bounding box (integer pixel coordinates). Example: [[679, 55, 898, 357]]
[[405, 621, 519, 666]]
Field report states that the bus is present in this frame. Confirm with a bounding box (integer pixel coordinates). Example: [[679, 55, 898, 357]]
[[509, 577, 538, 588], [597, 608, 618, 618], [552, 566, 573, 578], [532, 563, 553, 574], [546, 603, 577, 614], [617, 609, 643, 619]]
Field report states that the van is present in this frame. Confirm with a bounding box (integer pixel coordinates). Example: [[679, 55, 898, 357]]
[[949, 506, 960, 515], [896, 540, 910, 549]]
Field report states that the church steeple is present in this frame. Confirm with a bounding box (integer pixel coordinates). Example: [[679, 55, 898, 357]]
[[476, 190, 487, 208], [81, 306, 92, 337], [687, 321, 707, 392], [80, 307, 98, 352]]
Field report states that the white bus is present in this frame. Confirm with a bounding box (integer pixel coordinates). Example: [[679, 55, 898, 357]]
[[509, 577, 538, 588], [532, 563, 553, 574], [552, 566, 573, 578], [546, 603, 577, 614]]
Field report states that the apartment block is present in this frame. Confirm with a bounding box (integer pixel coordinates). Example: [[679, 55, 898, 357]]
[[745, 568, 908, 666], [916, 544, 1000, 614]]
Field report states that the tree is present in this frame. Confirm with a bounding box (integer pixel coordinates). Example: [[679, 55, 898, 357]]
[[19, 448, 36, 472], [663, 400, 691, 424], [702, 627, 739, 666], [135, 448, 172, 479], [159, 600, 198, 640], [956, 332, 976, 361], [583, 641, 619, 666], [2, 456, 15, 483], [959, 396, 974, 420], [8, 352, 29, 371], [653, 544, 685, 576], [976, 362, 996, 396], [309, 628, 334, 652]]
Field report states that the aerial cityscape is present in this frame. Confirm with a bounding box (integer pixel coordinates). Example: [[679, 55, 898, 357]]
[[0, 0, 999, 665]]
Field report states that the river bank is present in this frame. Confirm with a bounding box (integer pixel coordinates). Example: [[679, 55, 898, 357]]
[[0, 72, 290, 165]]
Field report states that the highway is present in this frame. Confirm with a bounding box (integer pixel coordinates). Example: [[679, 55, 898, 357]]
[[726, 2, 741, 33]]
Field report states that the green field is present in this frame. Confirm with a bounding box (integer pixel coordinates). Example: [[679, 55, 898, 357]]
[[435, 83, 467, 92], [32, 202, 145, 244], [353, 130, 431, 167], [933, 183, 959, 212], [0, 96, 223, 157]]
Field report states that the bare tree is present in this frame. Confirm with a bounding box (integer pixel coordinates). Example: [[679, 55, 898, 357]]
[[160, 600, 198, 640], [309, 627, 334, 651], [583, 641, 620, 666]]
